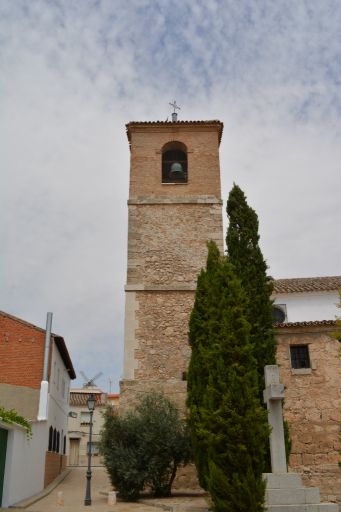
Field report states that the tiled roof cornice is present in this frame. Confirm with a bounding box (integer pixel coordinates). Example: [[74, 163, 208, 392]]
[[126, 120, 224, 145], [273, 276, 341, 293], [69, 392, 106, 407], [275, 320, 336, 328]]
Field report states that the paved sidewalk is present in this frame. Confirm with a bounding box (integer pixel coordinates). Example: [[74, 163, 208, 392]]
[[7, 467, 209, 512]]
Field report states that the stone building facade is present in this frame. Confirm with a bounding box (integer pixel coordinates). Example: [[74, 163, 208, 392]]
[[273, 277, 341, 505], [120, 119, 340, 503], [277, 322, 340, 503], [121, 120, 224, 411], [0, 311, 75, 507]]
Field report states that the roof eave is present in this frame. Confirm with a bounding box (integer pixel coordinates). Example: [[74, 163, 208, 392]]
[[125, 120, 224, 146], [54, 336, 76, 380]]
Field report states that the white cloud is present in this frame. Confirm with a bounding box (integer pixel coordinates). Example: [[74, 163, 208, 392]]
[[0, 0, 340, 391]]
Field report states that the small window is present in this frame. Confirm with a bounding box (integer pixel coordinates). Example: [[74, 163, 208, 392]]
[[80, 411, 91, 425], [53, 428, 57, 451], [162, 141, 188, 183], [87, 441, 99, 455], [48, 426, 53, 451], [290, 345, 310, 369]]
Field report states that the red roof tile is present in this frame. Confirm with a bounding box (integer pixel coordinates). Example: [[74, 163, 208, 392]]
[[69, 392, 106, 407], [273, 276, 341, 293]]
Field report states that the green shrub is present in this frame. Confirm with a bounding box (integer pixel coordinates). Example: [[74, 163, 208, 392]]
[[0, 404, 32, 438], [100, 392, 191, 501]]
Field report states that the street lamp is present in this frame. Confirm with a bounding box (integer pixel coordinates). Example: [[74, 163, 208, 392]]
[[84, 393, 96, 506]]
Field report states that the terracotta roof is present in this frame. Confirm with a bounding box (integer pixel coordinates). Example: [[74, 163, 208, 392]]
[[273, 276, 341, 294], [126, 120, 224, 145], [275, 320, 336, 328], [69, 391, 106, 407]]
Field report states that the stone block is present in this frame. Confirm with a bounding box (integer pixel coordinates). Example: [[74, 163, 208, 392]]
[[267, 505, 338, 512], [266, 487, 320, 506], [264, 473, 302, 489]]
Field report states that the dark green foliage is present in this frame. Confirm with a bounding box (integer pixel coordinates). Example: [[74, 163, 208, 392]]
[[187, 241, 269, 512], [226, 184, 291, 467], [187, 241, 221, 489], [100, 392, 190, 501], [284, 419, 292, 465], [226, 184, 277, 391]]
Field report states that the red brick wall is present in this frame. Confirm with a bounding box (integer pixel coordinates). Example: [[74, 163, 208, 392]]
[[129, 125, 222, 198], [0, 314, 46, 389]]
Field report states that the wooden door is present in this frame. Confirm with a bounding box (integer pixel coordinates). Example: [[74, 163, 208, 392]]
[[69, 438, 80, 466], [0, 428, 8, 506]]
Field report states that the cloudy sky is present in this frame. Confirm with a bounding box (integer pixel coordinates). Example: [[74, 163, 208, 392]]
[[1, 0, 340, 392]]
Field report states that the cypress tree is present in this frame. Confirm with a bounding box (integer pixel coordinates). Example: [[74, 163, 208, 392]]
[[187, 241, 221, 489], [226, 184, 277, 393], [187, 241, 269, 512], [226, 184, 292, 467]]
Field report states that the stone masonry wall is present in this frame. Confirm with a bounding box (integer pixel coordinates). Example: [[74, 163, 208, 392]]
[[123, 122, 224, 383], [127, 202, 223, 287], [134, 290, 193, 380], [276, 325, 341, 505]]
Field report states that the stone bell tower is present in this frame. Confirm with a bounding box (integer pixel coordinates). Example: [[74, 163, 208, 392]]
[[120, 116, 224, 409]]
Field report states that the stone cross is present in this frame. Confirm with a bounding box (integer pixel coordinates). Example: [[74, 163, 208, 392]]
[[263, 365, 287, 473]]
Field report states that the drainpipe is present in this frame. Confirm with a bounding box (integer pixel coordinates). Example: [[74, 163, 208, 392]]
[[38, 312, 53, 421]]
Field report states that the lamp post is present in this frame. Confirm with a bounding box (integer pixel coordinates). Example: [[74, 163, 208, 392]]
[[84, 393, 96, 506]]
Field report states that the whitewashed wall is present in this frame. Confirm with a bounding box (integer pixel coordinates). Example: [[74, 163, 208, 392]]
[[1, 420, 47, 507], [273, 291, 339, 322], [48, 341, 71, 454]]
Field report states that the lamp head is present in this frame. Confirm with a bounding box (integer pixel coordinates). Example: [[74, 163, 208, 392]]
[[87, 394, 96, 412]]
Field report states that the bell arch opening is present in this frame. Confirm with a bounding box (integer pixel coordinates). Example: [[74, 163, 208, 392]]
[[161, 141, 188, 183]]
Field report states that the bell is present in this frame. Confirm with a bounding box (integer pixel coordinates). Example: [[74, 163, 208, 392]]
[[170, 162, 184, 178]]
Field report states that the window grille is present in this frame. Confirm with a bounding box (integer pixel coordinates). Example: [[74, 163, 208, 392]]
[[290, 345, 310, 369], [80, 411, 91, 424]]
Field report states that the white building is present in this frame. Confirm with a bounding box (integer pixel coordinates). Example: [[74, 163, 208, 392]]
[[0, 311, 76, 508], [68, 388, 109, 467], [272, 276, 340, 323]]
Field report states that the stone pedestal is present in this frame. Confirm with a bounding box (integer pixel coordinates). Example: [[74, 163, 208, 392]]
[[264, 473, 338, 512]]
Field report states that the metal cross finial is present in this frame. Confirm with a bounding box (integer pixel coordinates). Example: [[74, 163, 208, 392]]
[[169, 100, 181, 113], [169, 100, 181, 122]]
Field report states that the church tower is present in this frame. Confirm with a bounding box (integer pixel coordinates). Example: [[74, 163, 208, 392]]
[[121, 115, 224, 409]]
